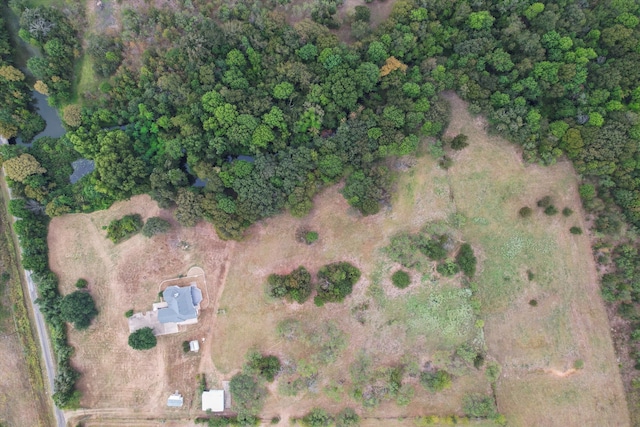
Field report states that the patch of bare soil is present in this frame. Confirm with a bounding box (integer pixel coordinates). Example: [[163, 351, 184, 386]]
[[48, 195, 232, 424]]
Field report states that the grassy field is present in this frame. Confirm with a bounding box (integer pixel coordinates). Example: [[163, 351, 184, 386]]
[[0, 190, 52, 427], [46, 93, 628, 426], [208, 93, 628, 425]]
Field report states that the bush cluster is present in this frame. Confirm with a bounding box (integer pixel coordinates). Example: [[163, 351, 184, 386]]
[[267, 266, 313, 304], [315, 262, 361, 306], [105, 214, 143, 243]]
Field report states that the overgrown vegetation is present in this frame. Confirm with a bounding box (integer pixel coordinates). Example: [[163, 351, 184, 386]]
[[267, 266, 313, 304], [141, 216, 171, 238], [105, 214, 143, 243], [314, 262, 361, 306]]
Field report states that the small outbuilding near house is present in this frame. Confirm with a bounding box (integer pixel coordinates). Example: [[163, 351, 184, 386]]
[[167, 392, 183, 407], [189, 340, 200, 352], [202, 389, 224, 412]]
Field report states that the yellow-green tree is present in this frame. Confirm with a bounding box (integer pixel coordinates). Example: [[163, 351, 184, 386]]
[[3, 154, 46, 182]]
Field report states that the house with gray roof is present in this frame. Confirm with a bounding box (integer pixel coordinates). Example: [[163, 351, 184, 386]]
[[158, 284, 202, 325]]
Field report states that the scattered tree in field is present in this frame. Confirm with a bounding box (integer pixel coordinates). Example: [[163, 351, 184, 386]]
[[246, 351, 281, 382], [3, 154, 46, 182], [420, 369, 452, 392], [59, 290, 98, 329], [391, 270, 411, 289], [301, 408, 332, 427], [75, 278, 88, 288], [267, 266, 313, 304], [106, 214, 143, 243], [570, 226, 583, 234], [141, 216, 171, 237], [128, 327, 157, 350], [450, 134, 469, 150], [229, 373, 266, 419], [125, 309, 134, 318], [456, 243, 477, 277], [315, 262, 361, 306], [463, 394, 497, 418], [529, 299, 538, 306], [544, 205, 558, 215], [519, 206, 533, 218], [562, 207, 573, 217]]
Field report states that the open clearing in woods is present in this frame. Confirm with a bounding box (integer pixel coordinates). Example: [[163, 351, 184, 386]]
[[47, 93, 627, 426]]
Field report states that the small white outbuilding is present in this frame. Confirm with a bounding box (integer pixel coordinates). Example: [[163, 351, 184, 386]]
[[202, 389, 224, 412], [189, 340, 200, 352]]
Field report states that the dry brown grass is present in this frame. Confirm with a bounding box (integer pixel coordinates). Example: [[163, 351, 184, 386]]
[[51, 93, 628, 427], [48, 195, 232, 424]]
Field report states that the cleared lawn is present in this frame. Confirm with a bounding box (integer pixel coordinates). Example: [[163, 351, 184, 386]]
[[47, 195, 232, 425]]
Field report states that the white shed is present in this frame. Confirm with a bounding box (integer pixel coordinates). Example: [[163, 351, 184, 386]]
[[189, 340, 200, 352], [202, 389, 224, 412]]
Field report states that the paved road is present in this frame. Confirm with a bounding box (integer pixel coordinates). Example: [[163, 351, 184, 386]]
[[2, 177, 66, 427], [24, 270, 67, 427]]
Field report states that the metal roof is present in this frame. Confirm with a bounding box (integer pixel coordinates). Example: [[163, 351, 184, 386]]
[[167, 393, 184, 407], [202, 390, 224, 412], [158, 285, 200, 324]]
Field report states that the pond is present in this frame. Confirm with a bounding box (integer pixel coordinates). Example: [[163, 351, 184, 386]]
[[15, 91, 66, 145]]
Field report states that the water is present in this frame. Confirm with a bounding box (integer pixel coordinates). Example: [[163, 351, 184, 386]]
[[15, 91, 66, 145], [70, 158, 95, 184]]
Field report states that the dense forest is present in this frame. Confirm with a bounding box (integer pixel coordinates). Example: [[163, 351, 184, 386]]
[[3, 0, 640, 415]]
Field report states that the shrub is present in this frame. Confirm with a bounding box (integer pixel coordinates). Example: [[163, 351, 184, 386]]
[[463, 394, 497, 418], [574, 359, 584, 369], [182, 340, 190, 353], [59, 290, 98, 330], [267, 266, 313, 304], [301, 408, 332, 427], [420, 370, 452, 392], [450, 134, 469, 150], [519, 206, 532, 218], [537, 196, 552, 208], [456, 243, 477, 277], [142, 216, 171, 237], [335, 408, 360, 427], [314, 262, 361, 306], [305, 231, 319, 244], [529, 299, 538, 307], [128, 327, 157, 350], [75, 278, 88, 288], [544, 205, 558, 215], [106, 214, 143, 243], [125, 309, 134, 317], [417, 236, 448, 260], [562, 207, 573, 216], [438, 156, 453, 169], [485, 362, 501, 383], [527, 270, 535, 281], [271, 416, 281, 424], [246, 352, 281, 382], [570, 226, 582, 234], [436, 259, 459, 277], [391, 270, 411, 289]]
